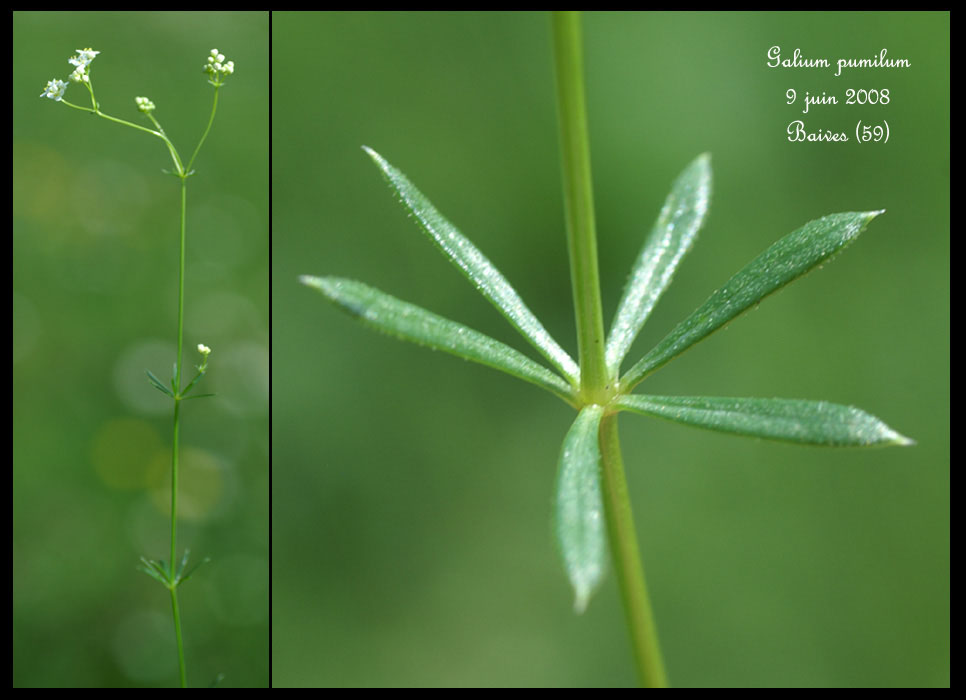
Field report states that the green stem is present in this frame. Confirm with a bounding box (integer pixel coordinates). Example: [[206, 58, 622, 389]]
[[170, 400, 181, 572], [170, 585, 187, 688], [96, 109, 164, 139], [551, 11, 609, 402], [551, 11, 669, 687], [176, 179, 187, 389], [168, 176, 189, 687], [61, 98, 185, 176], [186, 87, 219, 175], [599, 415, 669, 687], [62, 99, 158, 136]]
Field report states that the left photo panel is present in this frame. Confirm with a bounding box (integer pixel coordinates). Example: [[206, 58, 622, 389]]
[[13, 12, 269, 687]]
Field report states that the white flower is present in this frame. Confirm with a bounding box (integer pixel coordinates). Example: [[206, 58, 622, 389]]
[[196, 343, 211, 372], [203, 48, 235, 84], [135, 96, 156, 113], [66, 48, 98, 85], [40, 79, 68, 101], [68, 48, 100, 68], [69, 65, 89, 83]]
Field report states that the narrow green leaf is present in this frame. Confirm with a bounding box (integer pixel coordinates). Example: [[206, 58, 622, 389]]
[[606, 154, 711, 373], [300, 276, 574, 403], [622, 211, 884, 389], [176, 554, 211, 586], [175, 549, 191, 579], [138, 558, 169, 586], [138, 564, 168, 586], [363, 146, 580, 384], [617, 394, 914, 447], [554, 404, 607, 613], [147, 556, 169, 577], [146, 370, 174, 397], [138, 557, 172, 587]]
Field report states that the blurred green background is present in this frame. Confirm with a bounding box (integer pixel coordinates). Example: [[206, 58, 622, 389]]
[[13, 12, 269, 688], [272, 12, 947, 687]]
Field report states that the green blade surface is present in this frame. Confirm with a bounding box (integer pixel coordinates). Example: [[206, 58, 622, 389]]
[[617, 394, 913, 446], [606, 154, 711, 373], [301, 276, 573, 402], [363, 146, 580, 384], [622, 211, 884, 389], [146, 369, 174, 397], [554, 404, 607, 613]]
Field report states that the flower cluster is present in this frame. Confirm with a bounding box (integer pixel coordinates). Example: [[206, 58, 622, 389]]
[[40, 47, 100, 101], [41, 46, 235, 109], [135, 96, 156, 114], [40, 79, 68, 101], [68, 47, 99, 83], [203, 49, 235, 86]]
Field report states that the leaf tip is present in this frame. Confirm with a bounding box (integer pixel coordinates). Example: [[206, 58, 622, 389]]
[[298, 274, 318, 286], [361, 144, 386, 169], [890, 431, 916, 447], [299, 276, 343, 305], [871, 416, 914, 447], [686, 152, 712, 181]]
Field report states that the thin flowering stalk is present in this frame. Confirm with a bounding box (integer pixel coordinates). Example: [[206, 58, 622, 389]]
[[41, 46, 234, 688], [46, 48, 188, 175], [187, 88, 219, 175], [186, 50, 233, 173]]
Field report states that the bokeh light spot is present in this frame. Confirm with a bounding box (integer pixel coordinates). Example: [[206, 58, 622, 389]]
[[205, 553, 269, 627], [91, 417, 162, 491], [113, 339, 178, 416], [112, 609, 176, 684], [148, 446, 226, 521]]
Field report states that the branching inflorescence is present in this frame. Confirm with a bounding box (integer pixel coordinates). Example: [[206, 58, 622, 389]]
[[42, 46, 235, 688]]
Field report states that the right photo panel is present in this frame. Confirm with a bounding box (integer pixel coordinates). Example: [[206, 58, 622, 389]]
[[271, 11, 949, 688]]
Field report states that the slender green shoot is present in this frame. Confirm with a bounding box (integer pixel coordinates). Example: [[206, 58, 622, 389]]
[[42, 46, 232, 688]]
